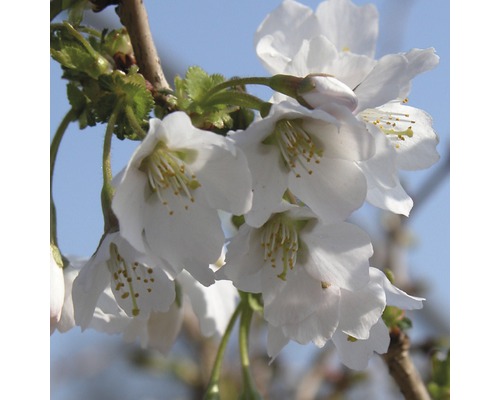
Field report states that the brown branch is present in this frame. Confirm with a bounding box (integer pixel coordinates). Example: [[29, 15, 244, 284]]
[[116, 0, 172, 106], [383, 331, 431, 400]]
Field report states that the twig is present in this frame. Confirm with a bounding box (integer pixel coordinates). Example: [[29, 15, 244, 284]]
[[116, 0, 171, 101], [383, 331, 431, 400]]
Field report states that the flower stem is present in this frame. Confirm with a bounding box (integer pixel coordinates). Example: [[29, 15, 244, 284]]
[[204, 302, 243, 400], [238, 298, 262, 400], [203, 77, 273, 102], [101, 99, 123, 232], [50, 109, 76, 246], [125, 104, 147, 139]]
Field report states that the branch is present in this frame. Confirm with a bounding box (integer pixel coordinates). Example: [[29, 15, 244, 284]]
[[383, 331, 431, 400], [116, 0, 171, 105]]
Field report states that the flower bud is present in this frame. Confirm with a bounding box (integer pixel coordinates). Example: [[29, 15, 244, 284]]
[[50, 244, 65, 335], [298, 74, 358, 113]]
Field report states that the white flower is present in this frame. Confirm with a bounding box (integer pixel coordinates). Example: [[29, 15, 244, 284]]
[[267, 267, 424, 369], [50, 245, 65, 334], [255, 0, 440, 216], [331, 268, 424, 370], [230, 101, 374, 227], [72, 231, 176, 329], [66, 256, 238, 354], [255, 0, 378, 74], [112, 112, 252, 285], [218, 203, 374, 348]]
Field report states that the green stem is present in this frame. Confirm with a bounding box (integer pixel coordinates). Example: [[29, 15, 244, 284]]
[[203, 91, 270, 113], [204, 302, 243, 399], [101, 99, 123, 231], [50, 109, 76, 246], [51, 22, 97, 57], [202, 77, 272, 103], [125, 105, 147, 139], [239, 300, 262, 399]]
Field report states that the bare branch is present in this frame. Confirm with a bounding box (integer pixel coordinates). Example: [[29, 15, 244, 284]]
[[116, 0, 171, 94], [383, 331, 431, 400]]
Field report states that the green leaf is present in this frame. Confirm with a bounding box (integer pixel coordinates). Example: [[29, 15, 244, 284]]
[[51, 22, 112, 79], [428, 349, 450, 400], [96, 69, 154, 139], [67, 82, 97, 129], [172, 66, 236, 131]]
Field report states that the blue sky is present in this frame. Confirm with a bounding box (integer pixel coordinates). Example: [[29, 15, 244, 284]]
[[47, 0, 451, 397]]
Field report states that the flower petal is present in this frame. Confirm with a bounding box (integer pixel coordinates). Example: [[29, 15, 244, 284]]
[[354, 54, 408, 112], [301, 221, 372, 290], [178, 271, 239, 338], [332, 318, 390, 370], [316, 0, 379, 57], [255, 0, 320, 73], [288, 157, 367, 224], [338, 277, 386, 340]]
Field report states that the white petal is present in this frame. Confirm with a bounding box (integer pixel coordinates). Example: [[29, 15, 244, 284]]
[[316, 0, 379, 57], [243, 145, 288, 228], [145, 305, 184, 354], [288, 157, 367, 224], [178, 271, 239, 338], [191, 141, 252, 215], [267, 325, 290, 361], [143, 192, 224, 277], [379, 103, 440, 170], [332, 318, 390, 370], [50, 250, 65, 334], [254, 0, 320, 73], [72, 248, 112, 330], [56, 260, 83, 333], [370, 268, 424, 310], [366, 180, 413, 216], [354, 54, 408, 112], [90, 287, 132, 335], [112, 166, 148, 253], [338, 277, 386, 340], [302, 221, 372, 290], [399, 48, 440, 98], [280, 283, 341, 346], [262, 266, 327, 326], [218, 225, 265, 293]]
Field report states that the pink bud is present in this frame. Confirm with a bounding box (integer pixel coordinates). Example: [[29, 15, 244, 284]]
[[299, 75, 358, 113]]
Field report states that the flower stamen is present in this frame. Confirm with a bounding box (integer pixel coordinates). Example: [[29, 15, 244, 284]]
[[261, 215, 300, 281], [360, 107, 416, 150], [140, 142, 201, 214], [272, 120, 324, 177], [107, 243, 158, 317]]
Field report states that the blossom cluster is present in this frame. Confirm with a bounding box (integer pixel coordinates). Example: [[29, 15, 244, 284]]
[[51, 0, 439, 371]]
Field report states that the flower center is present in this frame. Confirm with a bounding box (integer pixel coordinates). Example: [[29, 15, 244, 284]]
[[140, 141, 201, 214], [360, 104, 416, 149], [269, 119, 324, 178], [260, 215, 300, 281], [108, 242, 157, 317]]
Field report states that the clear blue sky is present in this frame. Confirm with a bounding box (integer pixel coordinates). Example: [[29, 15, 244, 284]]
[[48, 0, 450, 397]]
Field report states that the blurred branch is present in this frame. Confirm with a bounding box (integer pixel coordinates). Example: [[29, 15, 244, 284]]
[[383, 331, 431, 400], [410, 142, 450, 217]]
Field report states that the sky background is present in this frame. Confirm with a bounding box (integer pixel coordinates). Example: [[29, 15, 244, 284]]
[[9, 0, 487, 398], [47, 0, 451, 398]]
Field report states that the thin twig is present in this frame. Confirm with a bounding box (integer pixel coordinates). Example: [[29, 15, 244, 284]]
[[383, 331, 431, 400], [116, 0, 171, 106]]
